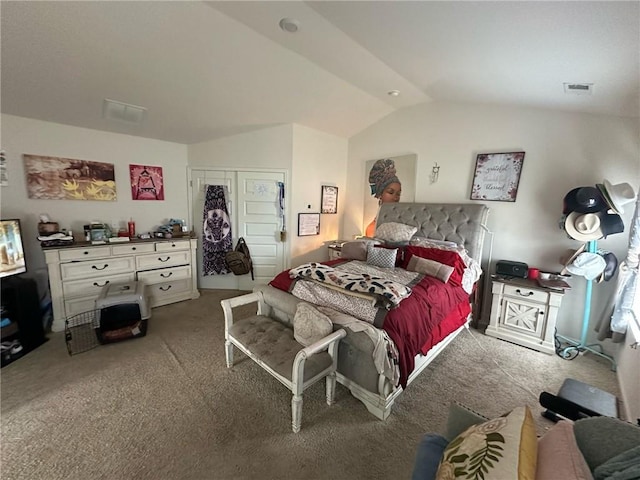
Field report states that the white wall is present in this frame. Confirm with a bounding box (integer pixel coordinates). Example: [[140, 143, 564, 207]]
[[345, 101, 640, 349], [0, 114, 189, 275], [188, 123, 348, 267], [291, 124, 348, 265]]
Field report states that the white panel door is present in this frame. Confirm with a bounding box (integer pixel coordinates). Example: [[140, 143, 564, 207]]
[[190, 169, 286, 291], [236, 171, 286, 291]]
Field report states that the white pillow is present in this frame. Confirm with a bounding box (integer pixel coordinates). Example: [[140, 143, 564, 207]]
[[375, 222, 418, 243], [293, 303, 333, 347], [366, 244, 398, 268]]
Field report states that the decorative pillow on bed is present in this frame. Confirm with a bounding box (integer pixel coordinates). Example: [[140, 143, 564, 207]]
[[341, 240, 378, 261], [436, 406, 537, 480], [536, 421, 592, 480], [411, 236, 461, 249], [404, 246, 466, 286], [293, 303, 333, 347], [367, 243, 398, 268], [406, 255, 454, 283], [375, 222, 418, 243]]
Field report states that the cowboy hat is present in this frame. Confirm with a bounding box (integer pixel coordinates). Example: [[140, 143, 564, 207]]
[[596, 180, 636, 214], [560, 243, 586, 275], [564, 212, 602, 242], [565, 252, 607, 280], [563, 211, 624, 242], [562, 186, 608, 214]]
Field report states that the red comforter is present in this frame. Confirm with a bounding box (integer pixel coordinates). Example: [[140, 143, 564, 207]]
[[269, 260, 470, 388]]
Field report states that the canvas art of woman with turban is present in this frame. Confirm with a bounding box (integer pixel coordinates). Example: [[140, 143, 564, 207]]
[[365, 158, 402, 237]]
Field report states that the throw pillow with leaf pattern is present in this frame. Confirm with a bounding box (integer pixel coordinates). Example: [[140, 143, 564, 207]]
[[436, 406, 537, 480]]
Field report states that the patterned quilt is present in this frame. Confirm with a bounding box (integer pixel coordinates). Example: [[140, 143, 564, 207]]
[[288, 262, 413, 309]]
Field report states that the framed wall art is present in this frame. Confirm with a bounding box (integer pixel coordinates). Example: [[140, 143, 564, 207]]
[[320, 185, 338, 214], [298, 213, 320, 236], [23, 154, 117, 201], [130, 164, 164, 200], [470, 151, 525, 202]]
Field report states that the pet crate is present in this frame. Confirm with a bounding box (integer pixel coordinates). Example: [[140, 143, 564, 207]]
[[65, 309, 100, 355], [65, 281, 151, 355]]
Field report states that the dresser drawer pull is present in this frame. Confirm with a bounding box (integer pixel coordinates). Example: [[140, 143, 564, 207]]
[[159, 285, 172, 291], [84, 251, 90, 255], [158, 257, 170, 262], [515, 289, 533, 297], [132, 247, 137, 251], [160, 272, 173, 278], [92, 264, 109, 270], [93, 280, 110, 287]]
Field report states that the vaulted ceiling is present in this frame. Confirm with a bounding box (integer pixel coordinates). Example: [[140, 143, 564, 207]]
[[2, 1, 638, 145]]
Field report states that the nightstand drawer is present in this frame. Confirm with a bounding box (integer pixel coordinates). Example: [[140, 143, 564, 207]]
[[503, 284, 548, 304]]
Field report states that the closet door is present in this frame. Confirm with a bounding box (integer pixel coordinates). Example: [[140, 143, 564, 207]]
[[191, 169, 237, 290], [236, 171, 286, 291], [190, 169, 286, 290]]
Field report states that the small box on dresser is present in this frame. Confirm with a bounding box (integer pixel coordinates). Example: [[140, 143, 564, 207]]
[[485, 276, 565, 354]]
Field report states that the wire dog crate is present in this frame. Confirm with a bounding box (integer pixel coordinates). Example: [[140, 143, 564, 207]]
[[64, 310, 100, 356]]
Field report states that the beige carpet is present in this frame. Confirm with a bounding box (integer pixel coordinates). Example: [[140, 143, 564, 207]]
[[1, 290, 621, 480]]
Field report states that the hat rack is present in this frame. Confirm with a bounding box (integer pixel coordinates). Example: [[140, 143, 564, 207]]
[[555, 239, 617, 370]]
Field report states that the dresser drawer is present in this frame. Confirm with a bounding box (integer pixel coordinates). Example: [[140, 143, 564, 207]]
[[63, 272, 136, 298], [155, 240, 190, 252], [145, 278, 192, 299], [503, 284, 548, 304], [59, 246, 111, 262], [136, 251, 190, 271], [61, 256, 136, 281], [137, 265, 191, 285], [111, 243, 155, 256]]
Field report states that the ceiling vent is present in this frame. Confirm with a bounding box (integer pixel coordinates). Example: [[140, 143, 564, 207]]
[[563, 83, 594, 95], [103, 99, 147, 124]]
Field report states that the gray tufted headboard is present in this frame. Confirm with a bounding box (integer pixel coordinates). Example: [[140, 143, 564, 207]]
[[376, 202, 490, 262]]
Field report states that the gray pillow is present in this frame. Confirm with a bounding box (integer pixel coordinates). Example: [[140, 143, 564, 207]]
[[366, 244, 397, 268], [293, 303, 333, 347], [341, 241, 368, 261], [574, 416, 640, 471]]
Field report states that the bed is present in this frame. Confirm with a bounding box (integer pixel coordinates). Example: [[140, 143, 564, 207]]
[[266, 202, 489, 420]]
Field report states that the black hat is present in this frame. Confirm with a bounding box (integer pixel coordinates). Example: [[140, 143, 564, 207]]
[[562, 186, 608, 214], [599, 212, 624, 238], [597, 251, 619, 283]]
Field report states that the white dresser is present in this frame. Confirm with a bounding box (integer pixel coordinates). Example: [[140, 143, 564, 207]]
[[485, 276, 565, 355], [44, 238, 200, 332]]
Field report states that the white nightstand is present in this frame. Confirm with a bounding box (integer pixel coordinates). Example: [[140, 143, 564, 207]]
[[485, 276, 565, 354], [328, 245, 342, 261]]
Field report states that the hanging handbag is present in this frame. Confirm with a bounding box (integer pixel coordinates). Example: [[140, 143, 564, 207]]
[[225, 237, 254, 280]]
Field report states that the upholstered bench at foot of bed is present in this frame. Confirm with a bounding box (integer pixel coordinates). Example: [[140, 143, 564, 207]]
[[221, 292, 346, 433]]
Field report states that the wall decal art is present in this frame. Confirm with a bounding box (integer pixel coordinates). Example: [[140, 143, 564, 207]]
[[130, 164, 164, 200], [23, 154, 116, 201]]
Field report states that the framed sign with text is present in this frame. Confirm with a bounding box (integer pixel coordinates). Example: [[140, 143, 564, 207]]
[[298, 213, 320, 236], [321, 185, 338, 214], [470, 151, 525, 202]]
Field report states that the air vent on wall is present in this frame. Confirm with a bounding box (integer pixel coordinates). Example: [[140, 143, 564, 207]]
[[103, 99, 147, 124], [563, 83, 594, 95]]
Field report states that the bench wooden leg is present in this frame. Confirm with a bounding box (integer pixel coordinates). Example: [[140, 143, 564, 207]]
[[326, 372, 337, 405], [291, 394, 303, 433], [225, 340, 234, 368]]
